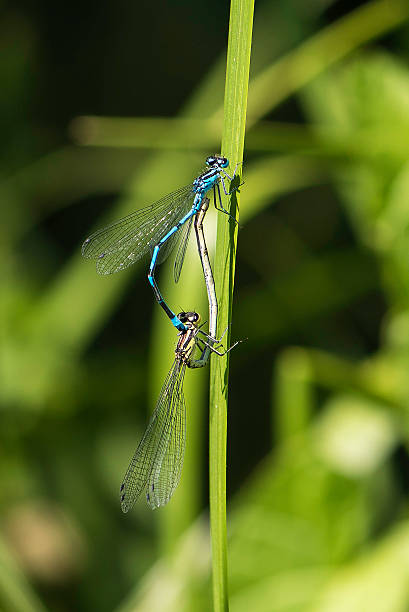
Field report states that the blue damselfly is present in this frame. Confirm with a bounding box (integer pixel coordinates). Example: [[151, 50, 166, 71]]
[[82, 156, 239, 332]]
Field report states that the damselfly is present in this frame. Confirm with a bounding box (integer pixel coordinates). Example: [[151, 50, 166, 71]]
[[120, 310, 237, 511], [82, 156, 239, 332]]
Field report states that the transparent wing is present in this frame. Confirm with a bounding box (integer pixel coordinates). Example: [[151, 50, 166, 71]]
[[173, 215, 194, 283], [98, 223, 182, 275], [146, 363, 187, 509], [82, 184, 194, 275], [120, 360, 187, 513]]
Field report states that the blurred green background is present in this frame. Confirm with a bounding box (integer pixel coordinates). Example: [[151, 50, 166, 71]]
[[2, 0, 409, 610]]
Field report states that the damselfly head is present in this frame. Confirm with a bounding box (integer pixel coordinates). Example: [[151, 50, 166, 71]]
[[177, 311, 200, 325], [206, 155, 229, 169]]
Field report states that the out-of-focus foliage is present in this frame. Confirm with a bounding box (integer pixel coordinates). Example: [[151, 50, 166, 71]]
[[2, 0, 409, 610]]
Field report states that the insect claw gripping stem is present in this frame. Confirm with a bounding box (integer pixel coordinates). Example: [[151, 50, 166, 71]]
[[197, 330, 244, 357], [213, 179, 241, 225]]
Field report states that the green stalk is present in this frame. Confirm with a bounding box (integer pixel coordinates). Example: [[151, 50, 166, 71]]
[[209, 1, 254, 610]]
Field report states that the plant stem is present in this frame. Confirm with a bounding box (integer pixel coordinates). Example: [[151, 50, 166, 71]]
[[208, 1, 254, 611]]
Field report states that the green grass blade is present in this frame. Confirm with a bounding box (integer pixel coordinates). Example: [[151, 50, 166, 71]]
[[209, 1, 255, 611]]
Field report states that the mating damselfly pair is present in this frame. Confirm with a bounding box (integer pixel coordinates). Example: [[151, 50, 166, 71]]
[[82, 157, 242, 511]]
